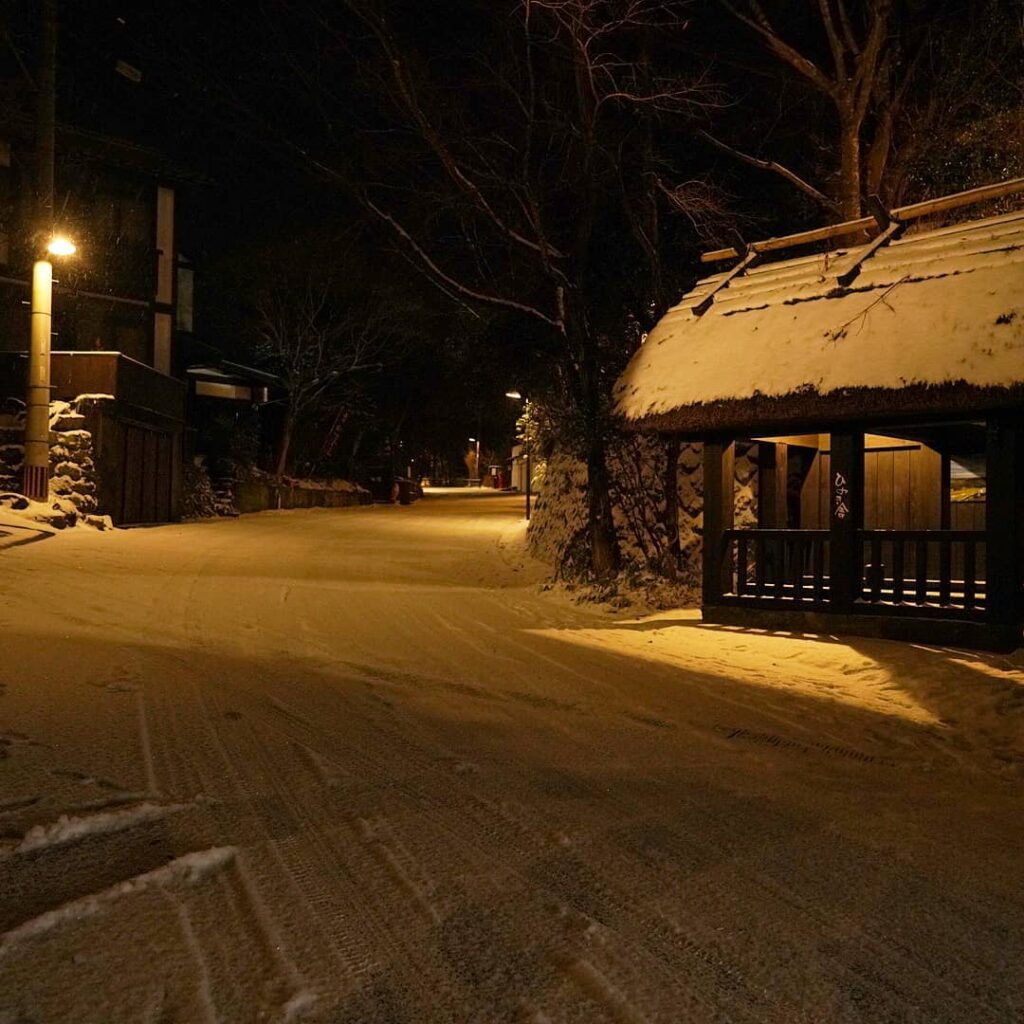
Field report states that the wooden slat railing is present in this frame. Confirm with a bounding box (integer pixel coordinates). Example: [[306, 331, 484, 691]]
[[858, 530, 986, 612], [723, 529, 830, 608]]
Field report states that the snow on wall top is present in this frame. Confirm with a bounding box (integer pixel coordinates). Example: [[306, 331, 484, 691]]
[[614, 209, 1024, 425]]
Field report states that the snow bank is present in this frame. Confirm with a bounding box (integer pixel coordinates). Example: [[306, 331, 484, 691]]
[[14, 803, 186, 855]]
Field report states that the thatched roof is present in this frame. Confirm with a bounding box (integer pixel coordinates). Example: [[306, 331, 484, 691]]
[[614, 209, 1024, 436]]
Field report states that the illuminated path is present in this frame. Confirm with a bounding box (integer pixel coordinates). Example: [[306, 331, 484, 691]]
[[1, 491, 1022, 1022]]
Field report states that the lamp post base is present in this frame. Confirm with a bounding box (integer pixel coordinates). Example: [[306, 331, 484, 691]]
[[23, 463, 48, 501]]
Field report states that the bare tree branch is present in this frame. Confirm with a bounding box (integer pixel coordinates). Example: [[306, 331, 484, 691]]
[[338, 2, 567, 262], [817, 0, 848, 81], [718, 0, 836, 97], [698, 129, 839, 213], [363, 197, 565, 330]]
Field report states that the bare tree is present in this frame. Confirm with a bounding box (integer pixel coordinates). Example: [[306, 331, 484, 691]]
[[255, 277, 387, 476], [333, 0, 720, 574], [716, 0, 892, 219], [147, 0, 724, 574], [713, 0, 1023, 219]]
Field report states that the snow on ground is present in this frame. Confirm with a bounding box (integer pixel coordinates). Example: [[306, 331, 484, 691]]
[[0, 491, 1022, 1022]]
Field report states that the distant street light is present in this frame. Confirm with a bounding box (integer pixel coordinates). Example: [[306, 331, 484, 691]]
[[468, 436, 481, 486]]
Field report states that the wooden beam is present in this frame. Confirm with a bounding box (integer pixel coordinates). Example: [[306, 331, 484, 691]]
[[985, 417, 1022, 627], [757, 442, 788, 528], [829, 431, 865, 613], [701, 176, 1024, 264], [692, 249, 759, 315], [837, 218, 904, 287], [700, 218, 873, 264]]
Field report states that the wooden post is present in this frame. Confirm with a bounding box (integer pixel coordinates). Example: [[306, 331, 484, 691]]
[[757, 442, 788, 527], [939, 453, 951, 530], [985, 418, 1022, 627], [702, 439, 734, 603], [757, 441, 788, 590], [829, 431, 864, 611]]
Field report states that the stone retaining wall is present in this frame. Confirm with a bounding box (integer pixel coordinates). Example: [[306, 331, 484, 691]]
[[0, 398, 102, 517], [233, 476, 372, 514]]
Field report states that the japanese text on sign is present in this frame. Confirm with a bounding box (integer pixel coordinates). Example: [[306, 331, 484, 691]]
[[833, 471, 849, 520]]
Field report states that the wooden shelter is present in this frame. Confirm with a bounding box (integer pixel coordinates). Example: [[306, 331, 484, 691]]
[[614, 187, 1024, 650]]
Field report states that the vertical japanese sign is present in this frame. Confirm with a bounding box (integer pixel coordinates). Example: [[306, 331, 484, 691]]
[[833, 471, 850, 520]]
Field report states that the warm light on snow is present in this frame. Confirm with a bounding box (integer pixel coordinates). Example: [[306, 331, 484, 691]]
[[530, 609, 944, 726]]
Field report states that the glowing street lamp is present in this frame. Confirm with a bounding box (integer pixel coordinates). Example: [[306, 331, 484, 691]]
[[46, 235, 76, 257], [23, 233, 75, 499]]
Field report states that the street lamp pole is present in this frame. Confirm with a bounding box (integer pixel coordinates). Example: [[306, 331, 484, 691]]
[[23, 259, 54, 500], [505, 390, 531, 521], [525, 434, 532, 521]]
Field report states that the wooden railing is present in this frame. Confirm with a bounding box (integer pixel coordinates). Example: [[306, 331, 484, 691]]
[[858, 530, 986, 612], [719, 527, 989, 619], [723, 529, 830, 607]]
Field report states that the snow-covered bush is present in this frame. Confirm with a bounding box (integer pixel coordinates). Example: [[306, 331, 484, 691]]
[[182, 457, 219, 518], [526, 453, 589, 571], [528, 434, 760, 588]]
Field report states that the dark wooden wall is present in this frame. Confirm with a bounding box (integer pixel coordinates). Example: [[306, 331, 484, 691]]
[[88, 410, 179, 525], [797, 440, 943, 530]]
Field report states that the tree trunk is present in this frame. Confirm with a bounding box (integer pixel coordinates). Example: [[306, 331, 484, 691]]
[[275, 411, 295, 477], [864, 105, 894, 200], [586, 438, 619, 577], [837, 107, 863, 221]]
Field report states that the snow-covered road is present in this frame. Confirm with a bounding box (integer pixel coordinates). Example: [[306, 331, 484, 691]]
[[1, 491, 1022, 1023]]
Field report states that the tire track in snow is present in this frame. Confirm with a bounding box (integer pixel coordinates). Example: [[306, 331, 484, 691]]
[[248, 660, 985, 1023], [356, 816, 441, 925], [254, 698, 764, 1021], [242, 701, 510, 1016], [601, 788, 1015, 1023], [0, 847, 236, 955], [197, 693, 387, 991], [317, 702, 987, 1023], [133, 658, 330, 1021], [552, 952, 652, 1024], [131, 666, 340, 1014], [169, 893, 220, 1024], [136, 690, 159, 796]]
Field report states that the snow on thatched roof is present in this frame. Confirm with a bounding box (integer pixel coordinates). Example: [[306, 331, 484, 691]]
[[615, 209, 1024, 435]]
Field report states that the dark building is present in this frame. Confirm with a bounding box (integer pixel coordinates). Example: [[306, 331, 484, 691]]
[[0, 118, 199, 523]]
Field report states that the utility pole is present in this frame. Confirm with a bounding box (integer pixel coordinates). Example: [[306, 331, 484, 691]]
[[23, 0, 58, 500]]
